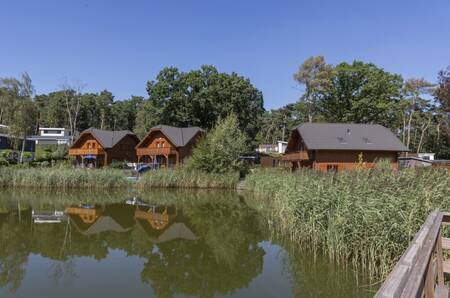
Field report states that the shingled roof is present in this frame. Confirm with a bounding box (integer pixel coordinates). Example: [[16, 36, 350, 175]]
[[295, 123, 409, 151], [140, 125, 204, 147], [81, 128, 138, 148]]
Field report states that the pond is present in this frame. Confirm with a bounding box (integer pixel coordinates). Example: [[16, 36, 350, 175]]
[[0, 189, 374, 298]]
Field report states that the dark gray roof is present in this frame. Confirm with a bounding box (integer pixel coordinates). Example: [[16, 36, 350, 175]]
[[82, 128, 137, 148], [295, 123, 409, 151], [150, 125, 204, 147]]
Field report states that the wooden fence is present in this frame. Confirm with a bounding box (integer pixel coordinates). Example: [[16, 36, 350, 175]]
[[375, 210, 450, 298]]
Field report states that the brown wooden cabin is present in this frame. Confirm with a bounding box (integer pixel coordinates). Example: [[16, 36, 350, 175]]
[[68, 128, 140, 167], [135, 125, 204, 168], [282, 123, 409, 172]]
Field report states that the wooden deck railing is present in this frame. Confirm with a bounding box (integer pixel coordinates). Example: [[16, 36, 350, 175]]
[[375, 210, 450, 298], [281, 150, 309, 161], [68, 148, 105, 155], [136, 147, 177, 156]]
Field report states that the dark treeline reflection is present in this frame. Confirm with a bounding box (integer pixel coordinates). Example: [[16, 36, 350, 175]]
[[0, 190, 266, 297]]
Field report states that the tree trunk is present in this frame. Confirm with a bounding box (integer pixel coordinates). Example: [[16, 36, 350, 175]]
[[417, 118, 431, 154], [20, 133, 26, 163]]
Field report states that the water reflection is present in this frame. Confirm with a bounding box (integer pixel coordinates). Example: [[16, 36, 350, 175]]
[[0, 190, 372, 298]]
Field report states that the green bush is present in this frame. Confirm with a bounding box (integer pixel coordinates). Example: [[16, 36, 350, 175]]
[[244, 167, 450, 279], [189, 114, 248, 173]]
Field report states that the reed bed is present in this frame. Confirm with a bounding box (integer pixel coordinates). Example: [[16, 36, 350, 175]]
[[136, 168, 239, 189], [244, 167, 450, 279], [0, 167, 131, 189]]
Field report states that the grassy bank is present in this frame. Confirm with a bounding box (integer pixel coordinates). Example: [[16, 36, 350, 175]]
[[0, 167, 131, 189], [136, 168, 239, 189], [244, 167, 450, 279], [0, 167, 239, 190]]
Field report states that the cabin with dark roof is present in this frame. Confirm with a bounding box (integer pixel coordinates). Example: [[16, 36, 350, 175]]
[[135, 125, 204, 168], [282, 123, 409, 172], [68, 128, 140, 167]]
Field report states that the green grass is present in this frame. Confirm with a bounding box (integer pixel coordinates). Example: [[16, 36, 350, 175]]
[[0, 166, 239, 190], [244, 167, 450, 279], [0, 167, 131, 189], [136, 168, 240, 189]]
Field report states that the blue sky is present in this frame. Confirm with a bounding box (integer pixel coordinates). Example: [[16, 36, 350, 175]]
[[1, 0, 449, 109]]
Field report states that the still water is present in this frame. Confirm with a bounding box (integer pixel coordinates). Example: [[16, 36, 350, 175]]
[[0, 190, 374, 298]]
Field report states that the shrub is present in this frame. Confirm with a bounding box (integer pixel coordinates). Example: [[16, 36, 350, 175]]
[[189, 114, 248, 173]]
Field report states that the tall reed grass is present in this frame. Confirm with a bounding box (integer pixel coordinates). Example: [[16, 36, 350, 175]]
[[244, 167, 450, 279], [0, 167, 131, 189], [136, 168, 239, 189]]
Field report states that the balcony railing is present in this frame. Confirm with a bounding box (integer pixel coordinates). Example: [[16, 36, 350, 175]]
[[68, 148, 105, 155], [282, 150, 309, 161], [136, 147, 177, 156]]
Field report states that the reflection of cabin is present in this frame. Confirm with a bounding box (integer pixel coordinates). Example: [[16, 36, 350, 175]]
[[66, 204, 136, 235], [282, 123, 409, 172], [135, 125, 204, 168], [68, 128, 140, 167], [135, 205, 198, 243]]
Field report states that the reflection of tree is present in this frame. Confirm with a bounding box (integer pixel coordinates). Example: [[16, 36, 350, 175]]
[[0, 210, 31, 293], [140, 201, 266, 298]]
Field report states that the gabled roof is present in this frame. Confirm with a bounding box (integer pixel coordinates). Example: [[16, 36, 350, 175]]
[[295, 123, 409, 151], [137, 125, 204, 148], [77, 128, 138, 148]]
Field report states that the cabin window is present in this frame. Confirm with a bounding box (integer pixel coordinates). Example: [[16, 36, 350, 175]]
[[92, 142, 96, 149], [156, 142, 161, 148], [363, 137, 373, 144], [327, 164, 338, 172], [161, 141, 165, 147], [337, 137, 347, 144], [87, 142, 91, 149]]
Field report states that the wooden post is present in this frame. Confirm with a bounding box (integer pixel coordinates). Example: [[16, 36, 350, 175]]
[[437, 233, 444, 286], [175, 152, 179, 167]]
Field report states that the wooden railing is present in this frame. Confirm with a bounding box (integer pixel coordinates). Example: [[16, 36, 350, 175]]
[[281, 150, 309, 161], [136, 147, 177, 156], [68, 148, 105, 155], [375, 210, 450, 298]]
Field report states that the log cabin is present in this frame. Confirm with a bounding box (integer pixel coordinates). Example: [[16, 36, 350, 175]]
[[68, 128, 140, 167], [282, 123, 409, 172], [135, 125, 204, 168]]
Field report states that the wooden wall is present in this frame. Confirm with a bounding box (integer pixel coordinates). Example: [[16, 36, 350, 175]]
[[140, 131, 175, 150], [74, 134, 103, 150], [106, 135, 139, 164], [313, 150, 399, 172], [177, 132, 204, 163]]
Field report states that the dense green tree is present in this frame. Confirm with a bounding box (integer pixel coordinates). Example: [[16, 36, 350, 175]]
[[136, 65, 264, 140], [189, 114, 247, 173], [0, 73, 37, 162], [110, 96, 143, 131], [316, 61, 403, 125]]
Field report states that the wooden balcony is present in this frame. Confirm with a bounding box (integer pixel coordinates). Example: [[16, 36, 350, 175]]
[[136, 147, 177, 156], [68, 148, 105, 156], [282, 150, 309, 161]]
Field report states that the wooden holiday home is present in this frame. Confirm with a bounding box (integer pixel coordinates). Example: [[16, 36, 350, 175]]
[[69, 128, 140, 167], [135, 125, 204, 168], [282, 123, 409, 172]]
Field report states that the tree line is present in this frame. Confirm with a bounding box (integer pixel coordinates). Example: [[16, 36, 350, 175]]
[[0, 59, 449, 158], [258, 57, 450, 158]]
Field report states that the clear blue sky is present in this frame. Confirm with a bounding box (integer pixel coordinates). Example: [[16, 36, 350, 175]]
[[1, 0, 449, 109]]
